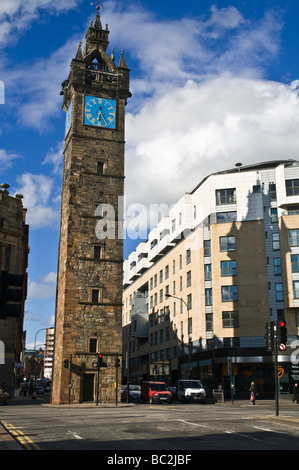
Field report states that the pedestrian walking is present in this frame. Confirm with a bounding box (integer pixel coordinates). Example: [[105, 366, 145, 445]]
[[292, 383, 299, 404], [249, 381, 257, 405]]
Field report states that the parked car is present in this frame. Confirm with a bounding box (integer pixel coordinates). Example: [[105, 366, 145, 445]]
[[121, 384, 141, 402], [141, 381, 173, 404], [0, 387, 9, 405], [177, 379, 206, 403]]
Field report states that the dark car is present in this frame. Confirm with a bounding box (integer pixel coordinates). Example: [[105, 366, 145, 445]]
[[121, 384, 141, 402]]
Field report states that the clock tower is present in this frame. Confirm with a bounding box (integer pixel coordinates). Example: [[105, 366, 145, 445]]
[[51, 8, 131, 404]]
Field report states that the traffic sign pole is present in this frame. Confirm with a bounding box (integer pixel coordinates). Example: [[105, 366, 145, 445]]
[[274, 321, 279, 417]]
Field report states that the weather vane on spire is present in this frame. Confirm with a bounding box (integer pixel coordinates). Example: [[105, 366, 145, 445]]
[[90, 0, 103, 13]]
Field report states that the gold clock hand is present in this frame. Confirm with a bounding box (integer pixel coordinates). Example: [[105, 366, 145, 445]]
[[98, 110, 108, 125]]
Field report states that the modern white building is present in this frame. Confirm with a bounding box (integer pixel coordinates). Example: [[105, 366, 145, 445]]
[[123, 160, 299, 398]]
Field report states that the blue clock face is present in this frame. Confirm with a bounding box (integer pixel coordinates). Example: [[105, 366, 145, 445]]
[[84, 96, 116, 129], [65, 100, 72, 137]]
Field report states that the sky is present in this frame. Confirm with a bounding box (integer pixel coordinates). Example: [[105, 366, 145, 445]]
[[1, 0, 299, 349]]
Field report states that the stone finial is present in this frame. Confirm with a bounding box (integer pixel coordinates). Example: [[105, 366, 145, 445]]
[[75, 42, 83, 60], [0, 183, 9, 193], [118, 50, 128, 69]]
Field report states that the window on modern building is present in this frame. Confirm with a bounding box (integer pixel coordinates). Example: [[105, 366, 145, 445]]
[[269, 183, 277, 200], [160, 229, 170, 240], [221, 285, 238, 302], [215, 188, 236, 205], [159, 329, 164, 343], [221, 260, 237, 276], [186, 248, 191, 264], [173, 259, 175, 274], [270, 208, 278, 223], [272, 233, 280, 250], [188, 317, 192, 335], [275, 283, 283, 301], [286, 179, 299, 196], [186, 270, 191, 287], [205, 288, 212, 306], [165, 265, 169, 279], [220, 236, 236, 252], [159, 269, 163, 283], [295, 309, 299, 327], [216, 211, 237, 223], [206, 313, 213, 331], [165, 306, 170, 321], [180, 276, 182, 291], [165, 326, 170, 341], [204, 240, 211, 257], [154, 274, 157, 287], [222, 310, 239, 328], [179, 254, 182, 269], [173, 280, 176, 295], [150, 239, 157, 249], [293, 281, 299, 299], [291, 254, 299, 272], [172, 218, 176, 232], [253, 185, 261, 193], [187, 293, 192, 310], [159, 289, 163, 303], [290, 229, 299, 247], [273, 257, 282, 275], [204, 264, 211, 281]]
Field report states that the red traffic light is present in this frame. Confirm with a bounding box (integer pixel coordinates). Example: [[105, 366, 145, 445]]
[[279, 320, 286, 327]]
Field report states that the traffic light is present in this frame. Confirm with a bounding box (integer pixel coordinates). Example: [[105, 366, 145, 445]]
[[115, 355, 120, 368], [97, 353, 107, 368], [98, 353, 103, 367], [264, 321, 274, 352], [278, 320, 287, 350], [0, 271, 24, 318]]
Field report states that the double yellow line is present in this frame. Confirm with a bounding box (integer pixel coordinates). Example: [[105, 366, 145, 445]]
[[1, 420, 41, 450]]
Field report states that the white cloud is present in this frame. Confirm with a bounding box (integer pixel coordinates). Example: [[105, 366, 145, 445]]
[[0, 0, 82, 44], [13, 173, 60, 229], [28, 272, 57, 299], [125, 75, 299, 210], [43, 141, 64, 173], [0, 148, 21, 170]]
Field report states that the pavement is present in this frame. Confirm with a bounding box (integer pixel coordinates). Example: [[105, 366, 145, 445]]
[[1, 395, 299, 450]]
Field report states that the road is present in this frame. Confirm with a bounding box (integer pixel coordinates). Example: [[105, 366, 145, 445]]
[[1, 395, 299, 452]]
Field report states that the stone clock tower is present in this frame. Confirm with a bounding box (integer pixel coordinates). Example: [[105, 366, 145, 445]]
[[51, 8, 130, 404]]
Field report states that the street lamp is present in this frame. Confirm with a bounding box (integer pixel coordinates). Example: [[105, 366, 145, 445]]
[[165, 293, 191, 376], [34, 327, 54, 351]]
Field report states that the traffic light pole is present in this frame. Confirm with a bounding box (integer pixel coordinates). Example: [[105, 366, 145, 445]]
[[68, 354, 72, 405], [274, 321, 279, 417], [115, 353, 118, 407]]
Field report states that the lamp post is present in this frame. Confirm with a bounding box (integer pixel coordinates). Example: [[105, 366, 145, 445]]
[[34, 327, 54, 351], [165, 293, 191, 376]]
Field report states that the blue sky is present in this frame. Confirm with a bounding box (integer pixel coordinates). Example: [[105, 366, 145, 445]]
[[1, 0, 299, 349]]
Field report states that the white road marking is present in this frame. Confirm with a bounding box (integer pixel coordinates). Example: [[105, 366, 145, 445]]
[[66, 430, 84, 440], [178, 419, 208, 428]]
